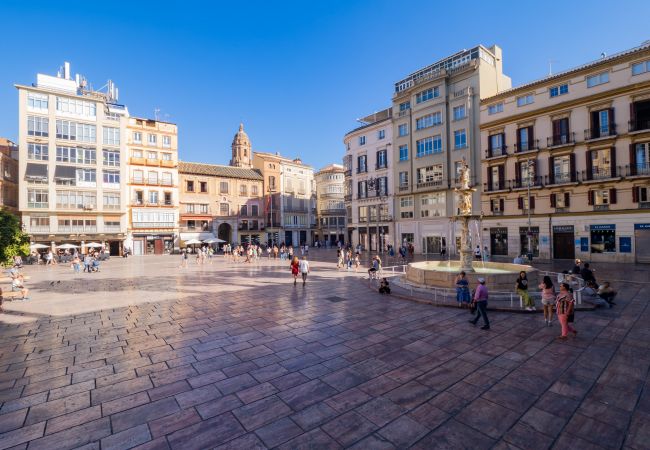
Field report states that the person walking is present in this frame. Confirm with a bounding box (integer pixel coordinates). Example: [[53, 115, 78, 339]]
[[539, 275, 555, 326], [555, 282, 576, 339], [290, 256, 300, 285], [299, 256, 310, 286], [474, 245, 482, 261], [455, 271, 471, 308], [482, 246, 490, 262], [180, 249, 188, 268], [469, 277, 489, 330], [516, 271, 535, 311]]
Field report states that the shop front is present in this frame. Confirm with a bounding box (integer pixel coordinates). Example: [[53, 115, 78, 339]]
[[519, 226, 539, 257], [131, 233, 175, 255], [490, 227, 508, 256], [634, 223, 650, 263], [590, 224, 616, 254], [552, 225, 575, 260]]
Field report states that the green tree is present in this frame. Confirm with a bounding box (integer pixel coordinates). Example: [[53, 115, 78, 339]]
[[0, 209, 30, 267]]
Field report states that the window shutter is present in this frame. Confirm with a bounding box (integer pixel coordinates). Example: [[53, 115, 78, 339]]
[[530, 196, 535, 209], [490, 199, 494, 212], [629, 143, 637, 176], [501, 132, 506, 149], [517, 197, 523, 210], [383, 177, 388, 195], [552, 119, 560, 138], [632, 186, 639, 203], [610, 188, 617, 204], [564, 192, 570, 207], [528, 126, 535, 148], [586, 150, 593, 180], [515, 161, 521, 185], [548, 156, 555, 184], [516, 128, 522, 152], [569, 153, 576, 182], [487, 167, 493, 190], [608, 108, 615, 134], [588, 190, 594, 205], [610, 147, 617, 177], [630, 103, 636, 130], [550, 193, 557, 208], [498, 165, 505, 189], [488, 135, 493, 152], [590, 111, 599, 138], [499, 198, 505, 212]]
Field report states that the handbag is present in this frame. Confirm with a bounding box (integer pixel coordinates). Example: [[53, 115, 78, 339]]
[[470, 302, 477, 314], [568, 312, 575, 323]]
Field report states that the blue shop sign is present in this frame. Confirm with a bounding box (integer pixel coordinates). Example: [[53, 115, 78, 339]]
[[580, 237, 589, 252], [619, 237, 632, 253], [590, 224, 616, 231], [634, 223, 650, 230]]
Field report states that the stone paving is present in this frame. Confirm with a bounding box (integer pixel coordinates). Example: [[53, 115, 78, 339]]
[[0, 254, 648, 449]]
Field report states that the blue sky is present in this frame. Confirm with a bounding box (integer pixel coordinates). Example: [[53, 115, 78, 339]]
[[1, 0, 649, 170]]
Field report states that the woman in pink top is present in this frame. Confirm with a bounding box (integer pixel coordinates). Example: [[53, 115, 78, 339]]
[[539, 276, 555, 327], [555, 282, 576, 339]]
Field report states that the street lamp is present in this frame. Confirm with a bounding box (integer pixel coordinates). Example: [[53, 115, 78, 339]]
[[526, 159, 534, 261]]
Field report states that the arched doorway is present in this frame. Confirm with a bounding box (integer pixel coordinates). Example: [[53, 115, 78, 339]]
[[218, 223, 232, 244]]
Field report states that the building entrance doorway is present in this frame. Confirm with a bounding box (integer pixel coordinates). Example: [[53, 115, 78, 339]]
[[553, 226, 575, 259], [218, 223, 232, 244]]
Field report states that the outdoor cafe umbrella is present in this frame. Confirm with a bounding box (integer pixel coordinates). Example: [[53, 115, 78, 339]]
[[85, 242, 103, 248], [184, 239, 203, 245], [204, 238, 225, 244], [30, 243, 49, 250], [57, 244, 79, 249]]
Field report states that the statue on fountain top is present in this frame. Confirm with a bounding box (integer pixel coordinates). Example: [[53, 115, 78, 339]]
[[459, 157, 471, 190], [456, 158, 474, 216]]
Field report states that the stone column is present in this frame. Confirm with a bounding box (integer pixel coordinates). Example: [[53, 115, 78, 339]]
[[459, 217, 474, 272]]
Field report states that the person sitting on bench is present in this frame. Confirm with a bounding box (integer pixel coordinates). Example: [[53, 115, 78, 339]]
[[379, 278, 391, 294]]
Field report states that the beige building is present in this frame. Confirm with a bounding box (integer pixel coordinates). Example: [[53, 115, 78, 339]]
[[178, 125, 264, 245], [480, 42, 650, 263], [0, 138, 18, 214], [15, 62, 129, 254], [343, 108, 394, 251], [314, 163, 345, 245], [253, 152, 315, 246], [391, 45, 511, 255], [125, 118, 179, 255]]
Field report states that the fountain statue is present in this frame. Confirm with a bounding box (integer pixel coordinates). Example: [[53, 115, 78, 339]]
[[454, 158, 477, 272]]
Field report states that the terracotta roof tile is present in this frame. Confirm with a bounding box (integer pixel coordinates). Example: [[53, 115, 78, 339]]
[[178, 161, 263, 180]]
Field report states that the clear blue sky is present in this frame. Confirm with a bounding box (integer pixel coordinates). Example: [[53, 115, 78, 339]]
[[1, 0, 649, 170]]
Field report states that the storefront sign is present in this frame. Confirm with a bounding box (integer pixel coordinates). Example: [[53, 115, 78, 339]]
[[553, 225, 574, 233], [519, 227, 539, 234], [619, 237, 632, 253], [590, 224, 615, 231], [634, 223, 650, 230], [490, 227, 508, 234], [580, 237, 589, 252]]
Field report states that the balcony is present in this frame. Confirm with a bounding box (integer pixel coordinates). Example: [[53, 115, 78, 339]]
[[375, 163, 388, 170], [484, 146, 508, 159], [548, 172, 575, 185], [629, 118, 650, 132], [509, 176, 543, 190], [344, 194, 352, 202], [104, 225, 121, 232], [627, 162, 650, 176], [160, 160, 176, 168], [129, 157, 146, 165], [399, 184, 410, 192], [588, 168, 616, 181], [484, 181, 506, 193], [593, 204, 609, 211], [356, 168, 368, 174], [416, 179, 444, 189], [132, 222, 175, 229], [584, 124, 617, 140], [547, 133, 575, 148], [344, 169, 352, 177], [29, 226, 50, 233], [514, 140, 539, 153]]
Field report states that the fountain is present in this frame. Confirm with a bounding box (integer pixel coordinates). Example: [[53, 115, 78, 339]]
[[404, 159, 537, 291]]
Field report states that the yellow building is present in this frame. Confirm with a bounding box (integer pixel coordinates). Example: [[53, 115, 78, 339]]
[[0, 138, 18, 215]]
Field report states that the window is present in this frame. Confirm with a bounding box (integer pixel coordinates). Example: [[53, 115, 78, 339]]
[[199, 204, 208, 213], [252, 204, 259, 216], [587, 72, 609, 88], [398, 123, 409, 137], [399, 171, 409, 187], [632, 60, 650, 76], [77, 168, 96, 183], [161, 172, 172, 186], [56, 146, 96, 164], [241, 205, 248, 216], [220, 181, 229, 193], [147, 151, 157, 160], [134, 191, 144, 205], [376, 150, 387, 169], [147, 171, 158, 184], [590, 225, 615, 253], [591, 148, 611, 178], [55, 191, 96, 209], [133, 132, 142, 143], [454, 129, 467, 149], [200, 181, 208, 193], [27, 189, 48, 208], [554, 192, 567, 208], [148, 134, 157, 145], [490, 198, 503, 213], [378, 129, 385, 140], [399, 145, 409, 161], [490, 165, 504, 191], [132, 150, 143, 158], [55, 97, 96, 117], [220, 203, 229, 215], [149, 191, 159, 204], [103, 150, 120, 166], [56, 120, 96, 142], [519, 160, 535, 184], [358, 136, 366, 146], [28, 143, 48, 160], [161, 153, 171, 161], [417, 165, 443, 185], [240, 184, 248, 196], [28, 93, 48, 112], [103, 193, 120, 209], [268, 176, 276, 191], [549, 83, 569, 97], [102, 127, 120, 146], [27, 116, 49, 136], [162, 136, 171, 147], [377, 177, 388, 196], [416, 112, 442, 130], [186, 180, 194, 192], [488, 103, 504, 115], [453, 105, 466, 120], [594, 189, 610, 205], [416, 87, 439, 104], [517, 127, 530, 151], [358, 181, 367, 198], [30, 217, 49, 229], [489, 133, 504, 152], [103, 170, 120, 184], [358, 206, 368, 222], [516, 94, 534, 107], [399, 101, 410, 111], [400, 196, 414, 218], [420, 193, 445, 217], [554, 155, 571, 183], [416, 135, 442, 157], [358, 155, 367, 173], [164, 192, 172, 205], [252, 185, 259, 196]]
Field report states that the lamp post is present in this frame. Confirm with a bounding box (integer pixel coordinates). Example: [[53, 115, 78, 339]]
[[526, 159, 534, 261]]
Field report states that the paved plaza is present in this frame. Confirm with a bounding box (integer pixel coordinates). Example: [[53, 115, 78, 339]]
[[0, 253, 648, 449]]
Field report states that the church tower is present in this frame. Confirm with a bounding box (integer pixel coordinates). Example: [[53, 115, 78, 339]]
[[230, 123, 252, 168]]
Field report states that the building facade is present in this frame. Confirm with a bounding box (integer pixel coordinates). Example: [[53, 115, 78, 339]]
[[253, 152, 315, 246], [343, 108, 394, 251], [124, 118, 179, 255], [178, 125, 264, 245], [480, 42, 650, 263], [16, 62, 129, 254], [314, 164, 345, 245], [391, 45, 511, 255], [0, 138, 18, 214]]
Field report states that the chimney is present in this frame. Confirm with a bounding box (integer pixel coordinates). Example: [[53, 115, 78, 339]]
[[64, 62, 71, 80]]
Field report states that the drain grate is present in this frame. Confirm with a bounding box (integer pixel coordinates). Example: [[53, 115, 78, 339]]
[[327, 296, 346, 303]]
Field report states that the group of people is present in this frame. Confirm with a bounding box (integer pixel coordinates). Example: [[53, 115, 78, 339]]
[[289, 256, 310, 285], [336, 248, 361, 271]]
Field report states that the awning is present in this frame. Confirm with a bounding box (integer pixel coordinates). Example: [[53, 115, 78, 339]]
[[54, 165, 77, 180], [180, 232, 216, 241], [25, 163, 48, 180]]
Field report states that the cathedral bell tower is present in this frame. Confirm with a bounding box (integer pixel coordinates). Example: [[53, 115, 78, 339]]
[[230, 123, 252, 168]]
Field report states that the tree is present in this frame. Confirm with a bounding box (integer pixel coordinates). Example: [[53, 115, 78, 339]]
[[0, 209, 30, 267]]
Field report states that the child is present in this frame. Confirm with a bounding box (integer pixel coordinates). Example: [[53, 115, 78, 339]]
[[379, 278, 391, 294]]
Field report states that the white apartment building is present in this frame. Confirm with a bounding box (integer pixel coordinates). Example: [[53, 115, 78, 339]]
[[314, 164, 346, 245], [125, 118, 179, 255], [343, 108, 395, 251], [16, 62, 129, 254]]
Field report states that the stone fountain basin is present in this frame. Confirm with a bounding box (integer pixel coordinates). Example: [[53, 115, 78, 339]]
[[405, 261, 538, 292]]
